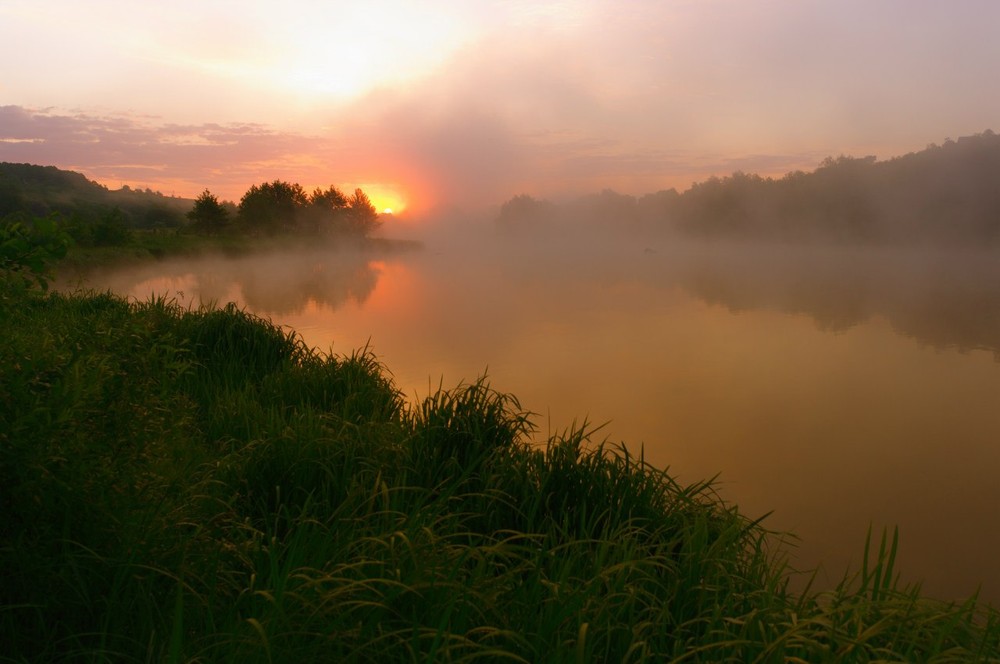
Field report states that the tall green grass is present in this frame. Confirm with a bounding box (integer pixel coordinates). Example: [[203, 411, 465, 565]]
[[2, 286, 998, 662]]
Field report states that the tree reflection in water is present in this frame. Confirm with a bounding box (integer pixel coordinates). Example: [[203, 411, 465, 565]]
[[61, 244, 394, 317]]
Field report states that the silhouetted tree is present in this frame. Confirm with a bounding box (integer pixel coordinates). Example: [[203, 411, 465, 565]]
[[346, 188, 380, 235], [310, 185, 349, 210], [303, 185, 349, 235], [238, 180, 308, 235], [186, 189, 229, 234]]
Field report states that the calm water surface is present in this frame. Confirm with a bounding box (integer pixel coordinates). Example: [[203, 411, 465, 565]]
[[63, 233, 1000, 604]]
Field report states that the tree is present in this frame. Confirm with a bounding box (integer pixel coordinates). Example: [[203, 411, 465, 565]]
[[238, 180, 308, 235], [186, 189, 229, 234], [91, 208, 133, 247], [495, 194, 556, 232], [346, 188, 381, 235], [310, 185, 348, 210], [303, 185, 349, 235]]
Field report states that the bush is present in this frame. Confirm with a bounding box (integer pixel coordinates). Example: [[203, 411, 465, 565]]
[[0, 214, 69, 292]]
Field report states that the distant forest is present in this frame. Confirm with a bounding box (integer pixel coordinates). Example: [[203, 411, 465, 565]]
[[497, 130, 1000, 245], [0, 163, 381, 250]]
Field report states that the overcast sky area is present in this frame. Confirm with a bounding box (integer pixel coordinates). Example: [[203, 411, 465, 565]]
[[1, 0, 998, 216]]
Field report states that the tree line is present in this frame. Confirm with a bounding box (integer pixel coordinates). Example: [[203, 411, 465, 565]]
[[497, 130, 1000, 245], [0, 163, 384, 253], [187, 181, 380, 237]]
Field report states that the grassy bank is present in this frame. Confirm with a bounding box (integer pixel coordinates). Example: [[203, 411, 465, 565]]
[[2, 287, 999, 662]]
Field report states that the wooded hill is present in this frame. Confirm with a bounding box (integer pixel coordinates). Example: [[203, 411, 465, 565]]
[[0, 162, 192, 229], [498, 130, 1000, 245]]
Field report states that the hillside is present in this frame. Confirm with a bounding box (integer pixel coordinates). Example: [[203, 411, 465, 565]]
[[0, 162, 192, 229]]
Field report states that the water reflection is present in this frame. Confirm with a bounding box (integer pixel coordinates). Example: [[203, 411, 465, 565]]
[[658, 243, 1000, 359], [62, 240, 1000, 360], [238, 251, 378, 315], [60, 245, 385, 316]]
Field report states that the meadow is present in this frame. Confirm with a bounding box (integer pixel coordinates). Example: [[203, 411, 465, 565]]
[[3, 281, 1000, 662]]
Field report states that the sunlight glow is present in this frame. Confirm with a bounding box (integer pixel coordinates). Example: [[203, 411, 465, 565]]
[[352, 183, 409, 215], [265, 6, 471, 100]]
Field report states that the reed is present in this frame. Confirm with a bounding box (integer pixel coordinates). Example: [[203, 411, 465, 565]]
[[2, 286, 998, 662]]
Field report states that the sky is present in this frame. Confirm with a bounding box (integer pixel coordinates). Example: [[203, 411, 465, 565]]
[[1, 0, 998, 217]]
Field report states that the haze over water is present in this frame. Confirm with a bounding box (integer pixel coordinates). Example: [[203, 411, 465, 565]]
[[65, 230, 1000, 605]]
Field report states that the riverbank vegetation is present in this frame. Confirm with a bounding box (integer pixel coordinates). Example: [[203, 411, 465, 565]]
[[3, 246, 1000, 662], [0, 163, 394, 273]]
